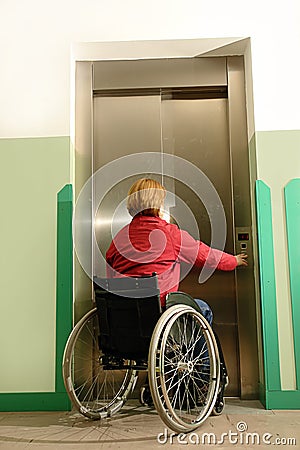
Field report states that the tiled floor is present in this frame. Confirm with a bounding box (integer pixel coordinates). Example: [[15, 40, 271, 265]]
[[0, 399, 299, 449]]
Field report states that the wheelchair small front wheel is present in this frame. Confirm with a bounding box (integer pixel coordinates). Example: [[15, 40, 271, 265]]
[[139, 384, 153, 407], [211, 399, 225, 416], [62, 308, 137, 419]]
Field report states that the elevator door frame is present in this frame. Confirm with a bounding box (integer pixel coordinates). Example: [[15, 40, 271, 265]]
[[74, 55, 259, 399]]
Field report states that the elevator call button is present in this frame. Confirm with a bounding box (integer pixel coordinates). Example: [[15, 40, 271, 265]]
[[236, 227, 252, 267]]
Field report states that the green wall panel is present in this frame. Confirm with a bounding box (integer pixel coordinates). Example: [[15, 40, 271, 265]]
[[284, 179, 300, 389], [266, 390, 300, 410], [0, 137, 72, 410], [55, 185, 73, 397], [255, 180, 281, 392], [0, 393, 70, 412], [0, 183, 72, 411], [256, 130, 300, 397]]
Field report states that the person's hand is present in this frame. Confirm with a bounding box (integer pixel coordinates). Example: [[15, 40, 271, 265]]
[[235, 253, 248, 266]]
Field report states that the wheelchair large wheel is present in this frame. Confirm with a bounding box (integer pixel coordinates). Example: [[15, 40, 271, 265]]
[[63, 308, 138, 419], [148, 305, 220, 433]]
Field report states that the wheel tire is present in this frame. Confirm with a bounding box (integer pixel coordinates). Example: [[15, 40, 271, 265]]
[[148, 305, 220, 433], [62, 308, 137, 419]]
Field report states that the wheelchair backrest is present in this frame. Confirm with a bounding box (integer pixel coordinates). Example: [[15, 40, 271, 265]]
[[93, 275, 161, 359]]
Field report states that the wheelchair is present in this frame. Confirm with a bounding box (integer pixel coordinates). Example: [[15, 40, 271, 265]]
[[62, 275, 227, 433]]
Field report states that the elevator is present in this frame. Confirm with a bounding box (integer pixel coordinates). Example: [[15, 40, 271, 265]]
[[74, 54, 259, 399]]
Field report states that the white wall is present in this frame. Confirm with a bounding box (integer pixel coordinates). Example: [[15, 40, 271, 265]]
[[0, 0, 299, 138]]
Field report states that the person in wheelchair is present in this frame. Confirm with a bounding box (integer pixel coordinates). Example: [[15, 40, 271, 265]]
[[106, 177, 247, 317], [63, 177, 249, 432], [106, 178, 247, 408]]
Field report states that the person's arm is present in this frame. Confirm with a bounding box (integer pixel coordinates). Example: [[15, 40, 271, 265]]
[[174, 228, 247, 271]]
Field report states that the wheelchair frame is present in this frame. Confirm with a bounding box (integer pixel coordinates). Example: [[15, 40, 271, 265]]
[[62, 276, 226, 433]]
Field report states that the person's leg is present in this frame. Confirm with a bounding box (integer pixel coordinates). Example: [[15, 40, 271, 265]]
[[186, 299, 212, 404], [183, 298, 228, 407], [193, 298, 213, 326], [194, 299, 227, 379], [193, 299, 227, 381], [192, 299, 212, 375], [213, 330, 229, 383]]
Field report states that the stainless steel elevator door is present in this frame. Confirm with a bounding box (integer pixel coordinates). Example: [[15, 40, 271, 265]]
[[161, 98, 239, 396], [93, 94, 240, 396], [93, 95, 163, 277]]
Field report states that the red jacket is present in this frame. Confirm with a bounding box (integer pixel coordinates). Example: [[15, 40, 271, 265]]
[[106, 215, 237, 306]]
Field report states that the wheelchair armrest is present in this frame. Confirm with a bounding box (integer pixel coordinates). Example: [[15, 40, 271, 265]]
[[165, 291, 202, 314]]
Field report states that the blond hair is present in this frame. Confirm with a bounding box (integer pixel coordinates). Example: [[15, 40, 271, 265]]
[[127, 178, 166, 217]]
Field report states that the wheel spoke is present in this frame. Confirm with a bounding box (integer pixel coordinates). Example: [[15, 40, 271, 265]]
[[63, 309, 136, 419], [149, 305, 220, 433]]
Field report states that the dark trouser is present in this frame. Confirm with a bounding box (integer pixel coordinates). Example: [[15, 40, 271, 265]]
[[194, 299, 228, 382]]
